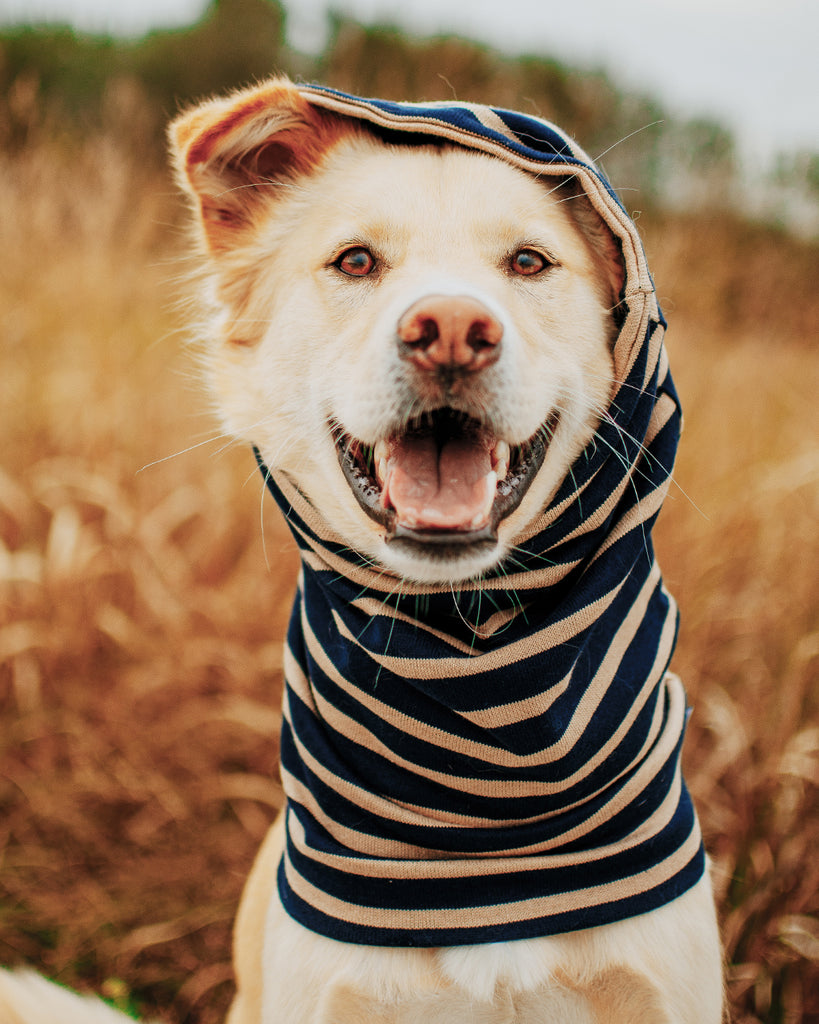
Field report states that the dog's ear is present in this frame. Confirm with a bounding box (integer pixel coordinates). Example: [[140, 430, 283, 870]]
[[169, 76, 348, 252]]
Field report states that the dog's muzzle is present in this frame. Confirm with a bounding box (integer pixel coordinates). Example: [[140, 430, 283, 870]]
[[333, 294, 558, 554]]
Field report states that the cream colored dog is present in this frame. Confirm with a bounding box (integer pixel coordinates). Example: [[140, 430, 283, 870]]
[[0, 78, 723, 1024]]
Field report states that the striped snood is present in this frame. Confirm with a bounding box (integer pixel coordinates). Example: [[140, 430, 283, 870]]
[[255, 86, 704, 947]]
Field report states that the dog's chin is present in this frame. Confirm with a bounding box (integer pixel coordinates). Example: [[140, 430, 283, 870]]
[[331, 408, 559, 584], [370, 531, 508, 586]]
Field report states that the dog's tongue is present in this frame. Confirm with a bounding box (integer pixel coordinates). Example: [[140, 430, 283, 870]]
[[382, 434, 497, 531]]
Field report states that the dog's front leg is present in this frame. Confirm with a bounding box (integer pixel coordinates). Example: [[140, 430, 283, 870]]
[[228, 816, 285, 1024]]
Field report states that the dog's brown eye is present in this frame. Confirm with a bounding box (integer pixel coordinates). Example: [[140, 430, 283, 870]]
[[510, 249, 547, 276], [336, 247, 376, 277]]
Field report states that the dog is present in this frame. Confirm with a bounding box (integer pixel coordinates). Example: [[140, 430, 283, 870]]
[[0, 77, 723, 1023]]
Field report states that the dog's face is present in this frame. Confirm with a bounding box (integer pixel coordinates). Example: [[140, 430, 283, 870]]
[[171, 80, 623, 583]]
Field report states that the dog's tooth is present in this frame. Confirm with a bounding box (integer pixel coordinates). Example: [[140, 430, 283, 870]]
[[492, 440, 510, 482], [374, 440, 389, 485], [468, 471, 498, 529]]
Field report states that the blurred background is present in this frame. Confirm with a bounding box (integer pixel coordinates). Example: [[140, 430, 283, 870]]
[[0, 1, 817, 1021]]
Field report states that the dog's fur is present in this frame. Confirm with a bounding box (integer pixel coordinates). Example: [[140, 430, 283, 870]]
[[0, 78, 723, 1023]]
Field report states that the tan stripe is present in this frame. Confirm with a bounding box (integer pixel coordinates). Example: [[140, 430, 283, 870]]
[[459, 103, 523, 145], [612, 298, 654, 401], [284, 582, 676, 840], [286, 755, 683, 877], [448, 558, 583, 595], [329, 576, 624, 681], [284, 675, 685, 862], [470, 603, 526, 637], [348, 593, 558, 652], [302, 601, 571, 746], [513, 463, 604, 546], [347, 595, 491, 655], [353, 596, 532, 642], [556, 469, 635, 547], [641, 316, 666, 394], [300, 560, 666, 764], [644, 388, 677, 446], [284, 629, 680, 857], [456, 565, 672, 735], [462, 668, 572, 730], [282, 816, 702, 931], [280, 761, 436, 858], [557, 393, 676, 552], [591, 471, 673, 566], [291, 634, 562, 802]]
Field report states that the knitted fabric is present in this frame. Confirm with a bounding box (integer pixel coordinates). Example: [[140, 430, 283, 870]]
[[255, 85, 704, 946]]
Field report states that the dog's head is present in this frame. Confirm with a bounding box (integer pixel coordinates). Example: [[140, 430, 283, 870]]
[[170, 78, 626, 584]]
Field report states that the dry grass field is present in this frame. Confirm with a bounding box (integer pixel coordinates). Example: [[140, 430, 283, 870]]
[[1, 109, 817, 1023]]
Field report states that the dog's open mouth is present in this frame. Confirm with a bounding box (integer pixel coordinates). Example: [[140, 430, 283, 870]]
[[334, 409, 556, 548]]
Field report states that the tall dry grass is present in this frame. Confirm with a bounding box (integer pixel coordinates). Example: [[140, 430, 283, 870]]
[[1, 104, 817, 1023]]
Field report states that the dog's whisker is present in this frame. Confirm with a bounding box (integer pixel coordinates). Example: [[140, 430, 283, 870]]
[[137, 430, 241, 472], [372, 579, 408, 686], [590, 121, 665, 165], [448, 581, 487, 641], [257, 460, 276, 573], [504, 545, 557, 569]]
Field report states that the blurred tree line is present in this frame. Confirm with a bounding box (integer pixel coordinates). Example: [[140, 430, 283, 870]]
[[1, 0, 816, 229]]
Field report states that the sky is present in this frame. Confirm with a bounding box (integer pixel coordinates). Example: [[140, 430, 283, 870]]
[[1, 0, 817, 169]]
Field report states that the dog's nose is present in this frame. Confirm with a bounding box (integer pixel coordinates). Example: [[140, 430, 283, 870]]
[[397, 295, 502, 373]]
